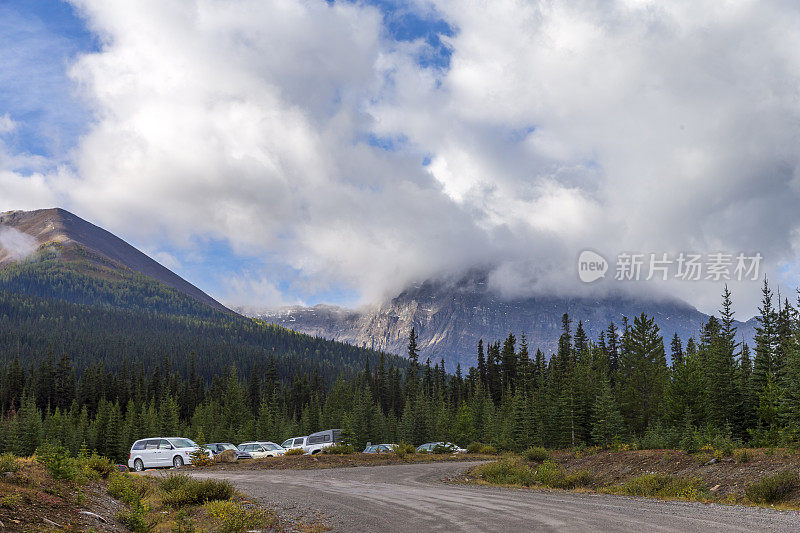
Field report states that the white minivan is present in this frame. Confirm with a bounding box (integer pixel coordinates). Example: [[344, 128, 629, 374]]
[[128, 437, 207, 471]]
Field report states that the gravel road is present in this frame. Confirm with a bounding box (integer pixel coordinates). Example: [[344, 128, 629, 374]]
[[193, 461, 800, 532]]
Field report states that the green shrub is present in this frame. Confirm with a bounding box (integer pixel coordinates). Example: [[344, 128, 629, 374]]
[[205, 500, 276, 533], [323, 443, 355, 455], [0, 453, 20, 474], [734, 449, 750, 463], [80, 453, 115, 479], [745, 471, 799, 504], [284, 447, 304, 455], [0, 493, 22, 509], [116, 500, 150, 533], [523, 446, 550, 463], [392, 443, 416, 458], [477, 456, 536, 486], [466, 442, 483, 454], [431, 443, 453, 454], [479, 445, 497, 455], [534, 460, 567, 488], [564, 470, 595, 489], [611, 473, 709, 501], [107, 471, 150, 506], [160, 474, 236, 507], [35, 443, 78, 481]]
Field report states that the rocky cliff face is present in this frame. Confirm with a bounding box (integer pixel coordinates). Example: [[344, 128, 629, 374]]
[[257, 273, 757, 370]]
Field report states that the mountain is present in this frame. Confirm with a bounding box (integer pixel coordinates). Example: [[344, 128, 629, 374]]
[[258, 271, 757, 370], [0, 208, 229, 314], [0, 207, 402, 380]]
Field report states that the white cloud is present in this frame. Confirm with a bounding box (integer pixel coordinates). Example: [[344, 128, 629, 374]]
[[3, 0, 800, 316], [0, 114, 16, 134], [0, 226, 38, 261]]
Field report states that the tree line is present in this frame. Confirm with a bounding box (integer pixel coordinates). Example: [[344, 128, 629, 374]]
[[3, 279, 800, 462]]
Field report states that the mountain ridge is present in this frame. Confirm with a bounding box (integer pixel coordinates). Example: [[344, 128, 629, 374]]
[[0, 207, 230, 314], [257, 273, 758, 370]]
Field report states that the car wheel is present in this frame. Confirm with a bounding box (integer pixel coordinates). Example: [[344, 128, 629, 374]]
[[134, 459, 144, 472], [173, 455, 184, 468]]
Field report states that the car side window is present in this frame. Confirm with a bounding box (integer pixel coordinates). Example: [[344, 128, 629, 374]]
[[323, 434, 331, 442], [159, 440, 172, 450], [132, 441, 145, 450], [145, 439, 159, 450], [294, 439, 304, 446]]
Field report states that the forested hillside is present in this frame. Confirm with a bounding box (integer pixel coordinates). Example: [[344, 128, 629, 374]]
[[0, 289, 399, 380], [0, 243, 225, 319]]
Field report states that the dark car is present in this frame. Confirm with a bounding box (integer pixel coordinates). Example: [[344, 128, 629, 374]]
[[205, 442, 252, 459]]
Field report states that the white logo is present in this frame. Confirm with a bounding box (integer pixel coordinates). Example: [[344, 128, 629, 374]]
[[578, 250, 608, 283]]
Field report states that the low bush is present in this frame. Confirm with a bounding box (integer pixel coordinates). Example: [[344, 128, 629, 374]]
[[611, 473, 709, 501], [393, 443, 416, 459], [466, 442, 497, 454], [190, 447, 214, 467], [116, 500, 150, 533], [323, 443, 355, 455], [205, 500, 277, 533], [160, 474, 236, 507], [734, 449, 750, 463], [522, 446, 550, 463], [80, 453, 115, 479], [564, 470, 595, 489], [284, 447, 305, 456], [35, 443, 78, 481], [0, 493, 22, 509], [476, 456, 535, 486], [107, 471, 150, 506], [476, 457, 592, 490], [534, 460, 566, 487], [745, 470, 799, 504], [432, 443, 453, 454], [0, 453, 20, 474]]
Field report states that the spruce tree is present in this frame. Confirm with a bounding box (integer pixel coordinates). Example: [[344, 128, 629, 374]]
[[752, 277, 777, 407], [591, 379, 625, 447]]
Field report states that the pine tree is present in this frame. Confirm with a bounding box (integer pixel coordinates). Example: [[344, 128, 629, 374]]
[[591, 379, 625, 447], [752, 277, 777, 408], [406, 328, 420, 399], [500, 333, 517, 393], [605, 322, 619, 384], [618, 314, 668, 435], [670, 334, 683, 367]]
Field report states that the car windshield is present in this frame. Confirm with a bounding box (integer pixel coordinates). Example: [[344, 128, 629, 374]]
[[169, 439, 196, 449]]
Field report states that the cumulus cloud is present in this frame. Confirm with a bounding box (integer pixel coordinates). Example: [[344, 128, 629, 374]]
[[3, 0, 800, 315], [368, 0, 800, 313], [0, 226, 38, 262]]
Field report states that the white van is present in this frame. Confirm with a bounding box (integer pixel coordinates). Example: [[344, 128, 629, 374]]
[[304, 429, 343, 454], [281, 436, 307, 451], [128, 437, 208, 471]]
